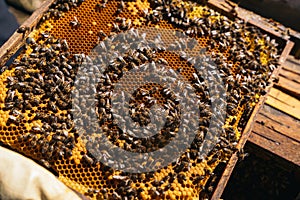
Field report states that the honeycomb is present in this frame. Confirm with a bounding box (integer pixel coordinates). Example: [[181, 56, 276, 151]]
[[0, 0, 280, 199]]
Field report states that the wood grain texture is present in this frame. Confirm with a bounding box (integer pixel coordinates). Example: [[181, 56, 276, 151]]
[[266, 88, 300, 120], [256, 112, 300, 143], [275, 59, 300, 99], [249, 123, 300, 166]]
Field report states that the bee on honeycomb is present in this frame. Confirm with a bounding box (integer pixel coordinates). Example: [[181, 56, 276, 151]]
[[0, 0, 280, 199]]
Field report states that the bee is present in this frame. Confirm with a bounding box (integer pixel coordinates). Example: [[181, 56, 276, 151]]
[[120, 19, 132, 30], [29, 134, 39, 146], [52, 9, 62, 18], [112, 23, 120, 33], [42, 12, 50, 21], [112, 175, 128, 180], [61, 39, 69, 51], [57, 148, 66, 158], [195, 23, 205, 35], [8, 115, 21, 123], [138, 52, 148, 62], [186, 26, 197, 36], [40, 159, 51, 168], [70, 16, 81, 29], [95, 0, 107, 11], [52, 134, 65, 141], [17, 26, 30, 34], [6, 76, 17, 86], [65, 148, 73, 157], [6, 90, 15, 102], [26, 37, 36, 45], [272, 77, 279, 84], [97, 30, 107, 40], [237, 148, 249, 161], [48, 101, 58, 112], [32, 125, 44, 134], [62, 3, 70, 11], [116, 56, 126, 65], [86, 188, 100, 196], [41, 32, 50, 39], [82, 154, 94, 165], [157, 58, 168, 65], [115, 0, 125, 15]]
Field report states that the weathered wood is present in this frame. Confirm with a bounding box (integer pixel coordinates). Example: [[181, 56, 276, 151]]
[[211, 94, 267, 199], [256, 111, 300, 143], [245, 142, 300, 175], [249, 122, 300, 166], [0, 0, 55, 66], [210, 153, 239, 200], [277, 41, 295, 64], [211, 39, 294, 200], [280, 67, 300, 81], [276, 76, 300, 99], [275, 57, 300, 99], [266, 88, 300, 120], [284, 56, 300, 72]]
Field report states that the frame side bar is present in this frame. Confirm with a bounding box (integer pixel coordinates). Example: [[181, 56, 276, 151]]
[[0, 0, 55, 66]]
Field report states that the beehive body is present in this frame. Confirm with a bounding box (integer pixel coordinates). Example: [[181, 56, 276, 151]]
[[0, 0, 280, 199]]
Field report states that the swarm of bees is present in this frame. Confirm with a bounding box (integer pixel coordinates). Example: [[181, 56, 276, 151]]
[[0, 0, 280, 199]]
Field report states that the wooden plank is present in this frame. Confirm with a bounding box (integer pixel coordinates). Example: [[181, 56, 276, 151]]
[[275, 76, 300, 99], [266, 88, 300, 120], [249, 122, 300, 166], [280, 67, 300, 81], [284, 56, 300, 72], [256, 112, 300, 143], [275, 56, 300, 98], [0, 0, 55, 66], [211, 95, 265, 200]]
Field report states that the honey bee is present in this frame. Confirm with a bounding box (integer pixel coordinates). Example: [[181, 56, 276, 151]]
[[61, 39, 69, 51], [112, 175, 129, 180], [157, 58, 168, 65], [115, 0, 125, 15], [40, 159, 51, 169], [17, 26, 30, 34], [237, 148, 249, 161], [112, 23, 120, 33], [98, 30, 107, 40], [70, 16, 81, 29], [82, 154, 94, 165]]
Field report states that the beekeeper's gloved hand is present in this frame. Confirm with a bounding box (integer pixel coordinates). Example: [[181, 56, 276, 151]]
[[0, 146, 83, 200]]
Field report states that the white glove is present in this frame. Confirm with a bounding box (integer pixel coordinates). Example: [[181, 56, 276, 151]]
[[0, 146, 82, 200]]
